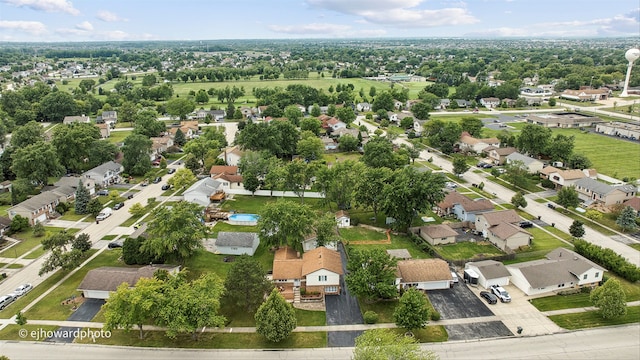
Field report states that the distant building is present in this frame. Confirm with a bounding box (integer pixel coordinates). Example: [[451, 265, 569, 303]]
[[527, 112, 603, 128]]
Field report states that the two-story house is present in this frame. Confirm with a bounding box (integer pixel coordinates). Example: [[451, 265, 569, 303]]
[[573, 178, 637, 206], [475, 210, 531, 251], [436, 191, 494, 223], [82, 161, 124, 188]]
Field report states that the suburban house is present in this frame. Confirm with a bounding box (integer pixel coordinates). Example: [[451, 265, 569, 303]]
[[62, 115, 91, 125], [272, 246, 343, 302], [413, 119, 428, 134], [436, 191, 494, 223], [326, 118, 347, 131], [54, 176, 96, 196], [213, 173, 244, 191], [439, 98, 451, 110], [82, 161, 124, 188], [356, 102, 371, 112], [414, 224, 457, 246], [622, 197, 640, 215], [321, 136, 338, 150], [8, 191, 60, 225], [0, 216, 11, 236], [475, 210, 531, 251], [464, 260, 511, 289], [395, 258, 454, 290], [168, 120, 199, 139], [217, 145, 244, 166], [480, 97, 501, 108], [484, 146, 517, 165], [595, 122, 640, 140], [194, 109, 225, 121], [526, 112, 603, 128], [183, 177, 222, 207], [214, 232, 260, 256], [98, 110, 118, 124], [335, 210, 350, 228], [507, 248, 605, 296], [573, 178, 637, 206], [559, 88, 610, 101], [458, 132, 500, 153], [96, 123, 110, 139], [542, 167, 597, 189], [210, 165, 239, 177], [505, 152, 545, 173], [77, 265, 180, 299], [150, 137, 174, 157], [454, 99, 473, 108]]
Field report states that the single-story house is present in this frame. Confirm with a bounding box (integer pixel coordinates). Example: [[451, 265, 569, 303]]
[[395, 258, 454, 290], [335, 210, 350, 228], [0, 216, 12, 236], [183, 178, 222, 207], [480, 97, 501, 108], [272, 246, 343, 302], [436, 191, 494, 223], [82, 161, 123, 188], [505, 152, 544, 174], [63, 115, 91, 125], [327, 118, 347, 131], [507, 248, 605, 296], [217, 145, 244, 166], [215, 232, 259, 256], [484, 146, 517, 165], [543, 167, 597, 189], [415, 224, 457, 246], [526, 112, 603, 128], [458, 132, 500, 153], [464, 260, 511, 289], [475, 210, 531, 251], [321, 136, 338, 150], [77, 265, 180, 299], [573, 178, 637, 206]]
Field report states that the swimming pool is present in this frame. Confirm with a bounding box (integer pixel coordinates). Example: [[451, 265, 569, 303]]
[[228, 213, 259, 226]]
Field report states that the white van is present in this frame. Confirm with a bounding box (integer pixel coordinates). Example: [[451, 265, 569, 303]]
[[451, 271, 459, 283], [96, 207, 113, 221]]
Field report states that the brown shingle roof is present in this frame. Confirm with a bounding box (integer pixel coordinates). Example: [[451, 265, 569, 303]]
[[77, 265, 178, 292], [438, 191, 494, 213], [623, 197, 640, 212], [490, 222, 530, 240], [213, 173, 243, 183], [556, 169, 586, 180], [479, 209, 521, 226], [301, 247, 343, 276], [418, 224, 458, 239], [466, 260, 511, 280], [492, 147, 517, 156], [540, 166, 559, 175], [396, 259, 452, 283], [210, 165, 238, 175]]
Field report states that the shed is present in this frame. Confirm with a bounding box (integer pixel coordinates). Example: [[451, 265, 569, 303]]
[[215, 232, 260, 256]]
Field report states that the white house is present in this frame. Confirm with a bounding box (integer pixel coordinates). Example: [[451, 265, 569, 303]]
[[82, 161, 123, 188], [507, 248, 605, 296], [356, 102, 371, 112], [335, 210, 350, 228], [436, 191, 493, 223], [77, 265, 180, 299], [183, 178, 221, 207], [480, 97, 501, 108], [215, 232, 259, 256], [395, 258, 454, 290], [464, 260, 511, 289], [217, 145, 244, 166], [458, 132, 501, 154], [505, 152, 544, 174]]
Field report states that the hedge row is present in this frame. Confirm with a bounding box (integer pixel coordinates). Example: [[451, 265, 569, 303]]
[[574, 239, 640, 282]]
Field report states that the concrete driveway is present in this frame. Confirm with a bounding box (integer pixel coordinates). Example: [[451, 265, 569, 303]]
[[325, 243, 364, 347]]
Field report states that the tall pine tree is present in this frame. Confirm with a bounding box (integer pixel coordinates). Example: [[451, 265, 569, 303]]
[[74, 179, 90, 214]]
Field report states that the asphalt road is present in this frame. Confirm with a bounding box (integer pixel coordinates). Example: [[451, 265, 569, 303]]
[[0, 324, 638, 360]]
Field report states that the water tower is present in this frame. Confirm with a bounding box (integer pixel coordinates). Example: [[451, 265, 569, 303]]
[[620, 48, 640, 97]]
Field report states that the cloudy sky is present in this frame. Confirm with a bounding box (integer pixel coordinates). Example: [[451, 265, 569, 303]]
[[0, 0, 638, 42]]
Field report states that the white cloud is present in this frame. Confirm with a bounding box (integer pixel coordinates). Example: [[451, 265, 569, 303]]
[[268, 23, 352, 35], [96, 10, 127, 22], [102, 30, 129, 40], [75, 21, 93, 31], [305, 0, 478, 28], [0, 20, 47, 35], [2, 0, 79, 15]]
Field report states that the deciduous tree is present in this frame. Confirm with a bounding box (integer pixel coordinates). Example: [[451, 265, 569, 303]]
[[354, 167, 393, 221], [557, 186, 580, 210], [569, 220, 585, 238], [516, 124, 551, 157], [511, 192, 528, 209], [346, 248, 398, 301], [166, 98, 195, 120], [257, 199, 314, 252], [590, 278, 627, 319], [122, 134, 152, 176], [12, 142, 65, 186], [452, 155, 470, 176], [394, 288, 430, 331], [223, 256, 274, 313]]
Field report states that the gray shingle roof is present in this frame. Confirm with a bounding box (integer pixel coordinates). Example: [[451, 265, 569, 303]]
[[10, 191, 59, 211], [467, 260, 511, 279], [506, 152, 541, 166], [184, 177, 221, 197], [216, 232, 258, 248], [84, 161, 122, 177]]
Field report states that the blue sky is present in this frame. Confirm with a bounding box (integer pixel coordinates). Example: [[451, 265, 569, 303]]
[[0, 0, 638, 42]]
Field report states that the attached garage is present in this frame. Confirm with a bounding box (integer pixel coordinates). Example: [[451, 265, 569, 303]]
[[396, 258, 454, 291], [465, 260, 511, 289], [78, 265, 180, 299]]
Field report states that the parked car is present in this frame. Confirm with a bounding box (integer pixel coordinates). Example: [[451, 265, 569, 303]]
[[167, 168, 176, 174], [480, 291, 497, 304], [481, 163, 493, 169], [108, 240, 124, 249], [490, 285, 512, 303], [0, 295, 16, 310], [519, 221, 533, 228], [96, 189, 109, 196], [477, 162, 487, 168], [451, 271, 459, 283], [153, 177, 162, 184], [113, 202, 124, 210], [127, 194, 134, 199], [12, 284, 32, 297], [161, 184, 171, 190], [96, 207, 113, 221], [445, 182, 458, 189], [133, 222, 145, 230], [547, 203, 556, 209]]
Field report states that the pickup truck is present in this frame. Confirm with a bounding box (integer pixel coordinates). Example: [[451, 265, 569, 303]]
[[96, 207, 113, 221], [490, 285, 511, 303]]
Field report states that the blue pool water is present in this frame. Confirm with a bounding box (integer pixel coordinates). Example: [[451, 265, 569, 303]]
[[228, 214, 259, 222]]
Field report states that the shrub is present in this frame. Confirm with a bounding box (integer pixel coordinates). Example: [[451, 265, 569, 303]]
[[430, 310, 441, 321], [363, 311, 379, 324], [351, 217, 360, 226], [574, 239, 640, 282], [585, 210, 603, 220]]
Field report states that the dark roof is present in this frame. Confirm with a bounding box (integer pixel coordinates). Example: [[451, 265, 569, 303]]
[[77, 265, 179, 292], [216, 232, 258, 248]]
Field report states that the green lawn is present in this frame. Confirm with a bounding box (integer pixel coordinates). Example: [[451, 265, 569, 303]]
[[0, 263, 23, 269], [23, 250, 123, 321], [0, 227, 79, 258], [209, 221, 258, 237], [347, 233, 432, 259], [322, 152, 363, 164], [0, 324, 59, 341], [59, 210, 91, 222], [185, 242, 274, 280], [107, 130, 133, 144], [221, 195, 327, 214], [435, 242, 504, 261], [549, 306, 640, 330], [358, 299, 398, 323], [339, 227, 388, 242], [551, 208, 616, 236], [74, 328, 327, 349], [221, 303, 325, 327], [389, 326, 448, 343]]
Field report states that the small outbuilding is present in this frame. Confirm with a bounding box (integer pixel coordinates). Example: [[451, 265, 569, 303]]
[[464, 260, 511, 289], [335, 210, 351, 228], [214, 232, 260, 256]]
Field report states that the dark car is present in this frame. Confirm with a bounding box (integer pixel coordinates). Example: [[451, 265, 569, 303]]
[[153, 177, 162, 184], [480, 291, 498, 305], [547, 203, 556, 209], [477, 162, 487, 168], [482, 163, 493, 169], [127, 194, 134, 199], [108, 240, 124, 249], [113, 202, 124, 210], [519, 221, 533, 228], [161, 184, 170, 190], [96, 189, 109, 196], [167, 168, 176, 174]]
